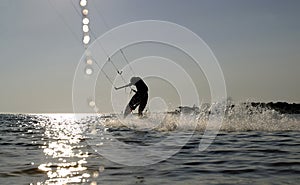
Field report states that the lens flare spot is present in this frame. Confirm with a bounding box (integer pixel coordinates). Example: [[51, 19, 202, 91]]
[[83, 25, 89, 33], [98, 166, 105, 172], [92, 171, 99, 178], [80, 0, 87, 7], [85, 67, 93, 75], [83, 35, 90, 45], [89, 101, 95, 107], [86, 59, 93, 65], [82, 9, 88, 16], [82, 18, 89, 25]]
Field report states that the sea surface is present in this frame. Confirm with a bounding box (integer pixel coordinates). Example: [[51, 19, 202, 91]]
[[0, 107, 300, 185]]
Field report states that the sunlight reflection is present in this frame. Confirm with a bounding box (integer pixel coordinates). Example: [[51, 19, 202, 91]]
[[37, 114, 92, 184]]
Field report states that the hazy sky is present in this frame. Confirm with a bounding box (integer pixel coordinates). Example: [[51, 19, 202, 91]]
[[0, 0, 299, 113]]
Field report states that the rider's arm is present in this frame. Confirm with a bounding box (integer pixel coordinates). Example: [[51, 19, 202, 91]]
[[115, 83, 133, 90]]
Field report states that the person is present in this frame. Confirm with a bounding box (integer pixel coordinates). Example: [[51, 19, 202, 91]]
[[115, 77, 148, 118]]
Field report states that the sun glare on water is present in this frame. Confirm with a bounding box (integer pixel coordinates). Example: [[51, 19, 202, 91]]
[[36, 114, 100, 184]]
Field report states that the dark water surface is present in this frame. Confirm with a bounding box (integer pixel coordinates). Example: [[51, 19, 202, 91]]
[[0, 114, 299, 185]]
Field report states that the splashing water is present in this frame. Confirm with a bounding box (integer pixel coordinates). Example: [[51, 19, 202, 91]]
[[93, 102, 300, 132]]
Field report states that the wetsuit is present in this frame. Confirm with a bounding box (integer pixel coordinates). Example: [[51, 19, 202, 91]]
[[124, 77, 148, 117]]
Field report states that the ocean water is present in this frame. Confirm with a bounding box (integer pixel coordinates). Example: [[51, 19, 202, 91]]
[[0, 106, 300, 185]]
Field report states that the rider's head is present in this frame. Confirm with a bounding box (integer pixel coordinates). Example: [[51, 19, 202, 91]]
[[130, 77, 140, 84]]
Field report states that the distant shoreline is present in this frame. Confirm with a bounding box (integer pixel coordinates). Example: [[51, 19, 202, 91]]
[[176, 102, 300, 115], [246, 102, 300, 114]]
